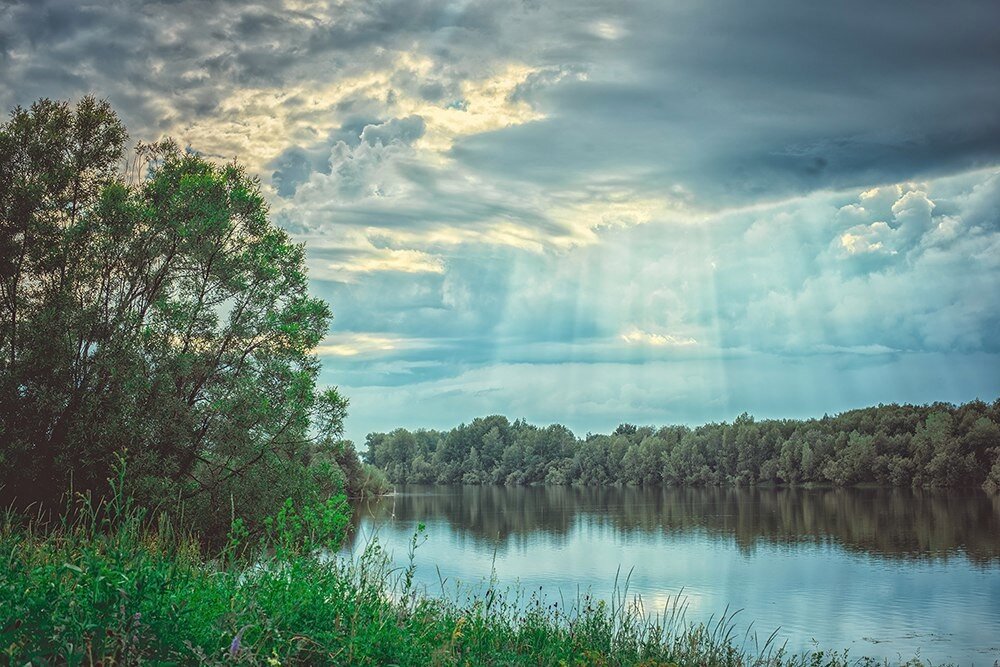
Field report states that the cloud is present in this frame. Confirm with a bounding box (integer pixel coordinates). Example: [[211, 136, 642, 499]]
[[359, 115, 426, 146], [312, 165, 999, 444], [835, 186, 936, 261], [7, 0, 998, 209], [3, 0, 998, 440], [315, 332, 435, 358], [319, 248, 445, 279], [620, 329, 698, 348]]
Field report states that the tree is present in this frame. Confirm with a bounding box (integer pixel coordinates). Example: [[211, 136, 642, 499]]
[[360, 402, 1000, 492], [613, 423, 638, 437], [0, 98, 348, 537], [822, 431, 875, 486]]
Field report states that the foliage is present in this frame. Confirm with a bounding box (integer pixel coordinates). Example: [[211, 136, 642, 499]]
[[262, 495, 351, 558], [363, 400, 1000, 492], [357, 463, 392, 498], [312, 439, 392, 499], [0, 488, 916, 666], [0, 97, 358, 538]]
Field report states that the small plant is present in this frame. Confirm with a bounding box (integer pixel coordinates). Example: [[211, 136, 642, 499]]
[[262, 495, 350, 556]]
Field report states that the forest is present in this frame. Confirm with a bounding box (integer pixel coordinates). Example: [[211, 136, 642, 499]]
[[363, 400, 1000, 491]]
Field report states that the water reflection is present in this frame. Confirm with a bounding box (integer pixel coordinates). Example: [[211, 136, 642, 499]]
[[343, 486, 1000, 663], [348, 485, 1000, 564]]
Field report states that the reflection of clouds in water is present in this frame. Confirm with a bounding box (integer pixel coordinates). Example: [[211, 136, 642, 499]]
[[635, 589, 708, 619]]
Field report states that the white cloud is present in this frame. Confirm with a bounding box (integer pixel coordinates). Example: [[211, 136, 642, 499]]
[[315, 332, 434, 358], [836, 186, 936, 258], [587, 20, 627, 40], [620, 328, 697, 347], [318, 248, 445, 280]]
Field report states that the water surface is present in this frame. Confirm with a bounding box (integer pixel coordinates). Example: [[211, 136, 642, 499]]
[[343, 486, 1000, 664]]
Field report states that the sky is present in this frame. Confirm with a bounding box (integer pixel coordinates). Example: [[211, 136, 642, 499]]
[[2, 0, 999, 445]]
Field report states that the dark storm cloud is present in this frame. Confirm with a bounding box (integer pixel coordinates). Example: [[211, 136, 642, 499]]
[[5, 0, 997, 278], [0, 0, 506, 138], [6, 0, 996, 204], [447, 0, 1000, 204]]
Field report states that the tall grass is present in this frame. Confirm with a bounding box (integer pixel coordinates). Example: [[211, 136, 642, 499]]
[[0, 481, 926, 665]]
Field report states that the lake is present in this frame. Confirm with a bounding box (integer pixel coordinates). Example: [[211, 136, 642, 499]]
[[343, 485, 1000, 665]]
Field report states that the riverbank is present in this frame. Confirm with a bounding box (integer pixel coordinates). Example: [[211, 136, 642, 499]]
[[1, 497, 932, 666]]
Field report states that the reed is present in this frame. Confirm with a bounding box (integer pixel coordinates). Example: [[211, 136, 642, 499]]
[[0, 484, 930, 666]]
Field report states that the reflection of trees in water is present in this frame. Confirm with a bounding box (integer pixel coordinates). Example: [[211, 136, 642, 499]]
[[347, 486, 1000, 563], [346, 486, 579, 554]]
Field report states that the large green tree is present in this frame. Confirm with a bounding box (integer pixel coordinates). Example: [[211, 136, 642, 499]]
[[0, 98, 347, 535]]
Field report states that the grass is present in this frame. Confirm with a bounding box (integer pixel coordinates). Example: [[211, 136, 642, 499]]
[[0, 487, 929, 666]]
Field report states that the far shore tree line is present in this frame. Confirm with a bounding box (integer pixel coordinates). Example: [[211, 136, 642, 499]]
[[363, 400, 1000, 492]]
